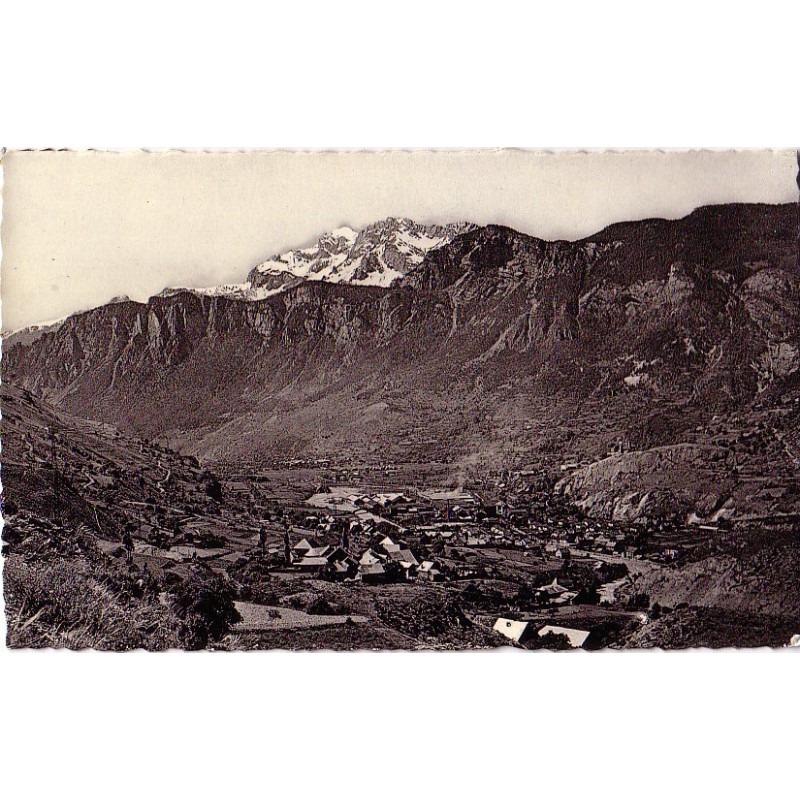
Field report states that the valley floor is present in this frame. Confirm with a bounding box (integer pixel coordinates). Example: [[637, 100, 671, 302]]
[[5, 456, 799, 651], [3, 383, 799, 651]]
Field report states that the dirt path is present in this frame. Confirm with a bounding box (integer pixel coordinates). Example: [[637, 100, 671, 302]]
[[233, 602, 368, 632]]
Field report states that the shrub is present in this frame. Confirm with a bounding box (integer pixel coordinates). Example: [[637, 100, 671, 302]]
[[460, 582, 484, 604], [306, 596, 342, 616], [204, 475, 223, 503], [650, 602, 663, 619], [535, 631, 574, 650], [377, 596, 469, 638], [626, 592, 651, 611], [169, 570, 241, 649]]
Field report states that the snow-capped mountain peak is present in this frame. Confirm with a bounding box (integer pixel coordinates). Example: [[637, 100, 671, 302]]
[[248, 217, 475, 290], [156, 218, 475, 303]]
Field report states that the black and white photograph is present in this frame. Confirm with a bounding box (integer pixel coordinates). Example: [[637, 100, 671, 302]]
[[2, 148, 798, 652], [2, 4, 799, 798]]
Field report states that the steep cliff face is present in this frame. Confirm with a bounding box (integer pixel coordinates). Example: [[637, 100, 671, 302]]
[[4, 204, 798, 468], [4, 283, 439, 440], [403, 225, 599, 354]]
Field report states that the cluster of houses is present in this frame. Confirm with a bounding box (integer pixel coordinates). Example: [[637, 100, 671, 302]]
[[306, 485, 486, 526], [536, 519, 642, 559], [301, 484, 664, 563], [288, 534, 444, 584], [261, 482, 695, 591]]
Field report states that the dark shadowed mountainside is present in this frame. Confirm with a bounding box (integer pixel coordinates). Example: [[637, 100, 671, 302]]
[[4, 203, 798, 523]]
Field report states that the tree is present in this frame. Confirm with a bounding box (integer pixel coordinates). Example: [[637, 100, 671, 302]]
[[576, 584, 600, 605], [460, 583, 484, 605], [170, 571, 241, 649], [204, 474, 223, 503], [535, 632, 573, 650], [626, 592, 650, 611], [649, 602, 663, 620], [515, 583, 536, 608]]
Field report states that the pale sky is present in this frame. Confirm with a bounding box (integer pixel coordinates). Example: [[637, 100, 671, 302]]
[[1, 149, 797, 332]]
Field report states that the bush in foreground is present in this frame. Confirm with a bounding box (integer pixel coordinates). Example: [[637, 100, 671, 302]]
[[168, 570, 241, 650]]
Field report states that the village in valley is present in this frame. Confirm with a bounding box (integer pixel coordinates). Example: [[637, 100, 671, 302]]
[[0, 379, 712, 651], [209, 458, 712, 649], [5, 379, 796, 651]]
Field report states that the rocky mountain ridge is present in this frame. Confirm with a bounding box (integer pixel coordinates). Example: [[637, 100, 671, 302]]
[[4, 203, 798, 522], [5, 218, 474, 344]]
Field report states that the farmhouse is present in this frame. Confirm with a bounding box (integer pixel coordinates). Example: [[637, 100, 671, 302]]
[[493, 617, 532, 644], [355, 509, 406, 534], [387, 549, 420, 578], [295, 556, 330, 572], [417, 560, 444, 582], [536, 578, 578, 606], [305, 545, 332, 558], [359, 548, 384, 566], [292, 537, 317, 554], [358, 563, 389, 584], [330, 558, 357, 580], [372, 492, 411, 508], [419, 488, 478, 507], [388, 548, 419, 566], [379, 535, 401, 553]]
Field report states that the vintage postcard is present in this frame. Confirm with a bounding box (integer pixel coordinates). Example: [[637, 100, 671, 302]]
[[1, 148, 798, 650]]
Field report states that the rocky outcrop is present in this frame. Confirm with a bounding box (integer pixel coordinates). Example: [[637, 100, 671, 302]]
[[555, 445, 736, 522], [4, 203, 798, 462], [629, 533, 800, 620]]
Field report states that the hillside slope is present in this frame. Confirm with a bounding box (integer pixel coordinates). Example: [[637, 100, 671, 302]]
[[4, 204, 797, 500]]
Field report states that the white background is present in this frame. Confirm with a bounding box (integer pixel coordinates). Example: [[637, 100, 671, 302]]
[[2, 3, 798, 799]]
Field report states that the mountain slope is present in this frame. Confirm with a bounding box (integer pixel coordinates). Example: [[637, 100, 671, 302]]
[[4, 204, 798, 508], [3, 318, 67, 349], [0, 382, 207, 533]]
